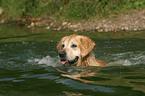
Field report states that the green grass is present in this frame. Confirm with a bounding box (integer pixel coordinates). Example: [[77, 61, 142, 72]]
[[1, 0, 26, 19], [1, 0, 145, 21]]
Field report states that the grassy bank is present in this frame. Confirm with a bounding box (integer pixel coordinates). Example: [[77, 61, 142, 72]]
[[1, 0, 145, 22]]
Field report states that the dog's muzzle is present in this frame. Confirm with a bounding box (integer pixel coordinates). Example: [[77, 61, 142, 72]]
[[59, 51, 67, 64], [59, 51, 79, 65]]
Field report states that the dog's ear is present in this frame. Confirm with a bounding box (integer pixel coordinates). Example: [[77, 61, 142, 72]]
[[80, 36, 95, 57], [57, 36, 67, 52]]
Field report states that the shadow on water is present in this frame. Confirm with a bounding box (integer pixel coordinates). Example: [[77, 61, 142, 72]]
[[1, 24, 145, 42], [0, 24, 145, 96], [0, 33, 44, 40]]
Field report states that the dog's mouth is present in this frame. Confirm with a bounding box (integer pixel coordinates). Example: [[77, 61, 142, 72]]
[[60, 56, 79, 65], [61, 61, 68, 65]]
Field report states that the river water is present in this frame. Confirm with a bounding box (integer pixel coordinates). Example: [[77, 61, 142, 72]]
[[0, 24, 145, 96]]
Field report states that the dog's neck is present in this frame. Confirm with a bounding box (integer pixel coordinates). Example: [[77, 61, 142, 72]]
[[76, 51, 100, 66]]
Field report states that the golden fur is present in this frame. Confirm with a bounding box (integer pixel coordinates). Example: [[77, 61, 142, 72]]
[[57, 34, 107, 67]]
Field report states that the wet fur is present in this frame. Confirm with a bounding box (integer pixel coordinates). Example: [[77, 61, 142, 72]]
[[57, 34, 107, 67]]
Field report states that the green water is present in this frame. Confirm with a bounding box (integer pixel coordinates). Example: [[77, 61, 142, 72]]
[[0, 24, 145, 96]]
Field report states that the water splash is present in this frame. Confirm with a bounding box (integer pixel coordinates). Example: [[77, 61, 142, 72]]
[[108, 51, 145, 66], [0, 41, 145, 71], [29, 55, 62, 67]]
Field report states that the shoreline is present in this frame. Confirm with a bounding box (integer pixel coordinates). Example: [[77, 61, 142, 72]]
[[0, 9, 145, 32]]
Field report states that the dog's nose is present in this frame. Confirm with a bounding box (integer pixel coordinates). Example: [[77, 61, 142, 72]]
[[59, 51, 66, 57]]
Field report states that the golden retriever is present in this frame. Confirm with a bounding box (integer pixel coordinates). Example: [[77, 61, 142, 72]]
[[57, 34, 107, 67]]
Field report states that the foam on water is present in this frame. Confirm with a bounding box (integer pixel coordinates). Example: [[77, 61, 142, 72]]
[[0, 41, 145, 70], [28, 55, 62, 67], [30, 51, 145, 68], [108, 51, 145, 66]]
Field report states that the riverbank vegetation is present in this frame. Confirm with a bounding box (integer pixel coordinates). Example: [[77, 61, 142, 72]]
[[0, 0, 145, 32]]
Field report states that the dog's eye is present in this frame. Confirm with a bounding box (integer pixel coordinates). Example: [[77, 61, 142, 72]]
[[71, 44, 77, 48], [62, 44, 65, 48]]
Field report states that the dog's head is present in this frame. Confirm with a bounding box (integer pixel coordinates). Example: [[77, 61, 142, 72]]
[[57, 34, 95, 65]]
